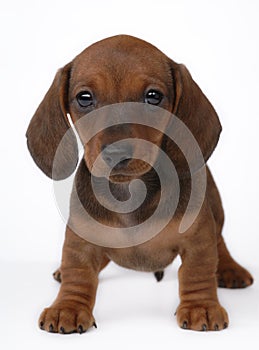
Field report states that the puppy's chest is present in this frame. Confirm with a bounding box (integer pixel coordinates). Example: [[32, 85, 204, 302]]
[[106, 244, 178, 272]]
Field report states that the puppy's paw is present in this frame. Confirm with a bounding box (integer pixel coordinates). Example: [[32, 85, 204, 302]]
[[39, 303, 97, 334], [176, 302, 229, 331], [217, 262, 253, 289]]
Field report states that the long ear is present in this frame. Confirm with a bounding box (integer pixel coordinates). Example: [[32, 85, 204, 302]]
[[26, 63, 78, 180], [165, 60, 222, 172]]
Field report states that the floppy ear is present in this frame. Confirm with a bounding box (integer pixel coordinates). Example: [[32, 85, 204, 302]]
[[26, 63, 78, 180], [165, 60, 222, 173]]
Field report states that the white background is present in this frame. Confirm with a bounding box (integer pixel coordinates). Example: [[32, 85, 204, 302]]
[[1, 0, 258, 349]]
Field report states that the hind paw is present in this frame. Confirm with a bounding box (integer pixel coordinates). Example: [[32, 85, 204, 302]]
[[217, 262, 253, 289]]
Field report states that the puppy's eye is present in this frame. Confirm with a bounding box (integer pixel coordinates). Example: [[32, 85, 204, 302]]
[[76, 91, 93, 108], [145, 90, 163, 105]]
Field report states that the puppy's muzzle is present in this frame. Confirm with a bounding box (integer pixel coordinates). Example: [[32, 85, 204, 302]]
[[101, 143, 133, 169]]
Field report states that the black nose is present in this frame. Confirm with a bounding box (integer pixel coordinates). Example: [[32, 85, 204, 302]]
[[101, 143, 133, 168]]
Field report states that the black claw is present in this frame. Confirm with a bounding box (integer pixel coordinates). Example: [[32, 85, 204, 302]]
[[241, 280, 247, 288], [60, 326, 65, 334], [214, 324, 219, 331], [53, 270, 62, 283], [231, 280, 238, 289], [154, 270, 164, 282], [223, 322, 228, 329], [39, 321, 44, 330], [218, 279, 226, 288], [93, 322, 97, 329], [49, 324, 54, 332], [182, 321, 188, 329], [201, 324, 207, 331], [78, 325, 84, 334]]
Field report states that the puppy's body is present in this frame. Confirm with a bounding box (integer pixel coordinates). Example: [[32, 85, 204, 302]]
[[26, 35, 253, 334]]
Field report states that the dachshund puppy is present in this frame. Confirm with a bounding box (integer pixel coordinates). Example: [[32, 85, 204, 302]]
[[26, 35, 253, 333]]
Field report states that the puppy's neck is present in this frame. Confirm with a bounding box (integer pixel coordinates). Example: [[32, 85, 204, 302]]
[[72, 160, 163, 227]]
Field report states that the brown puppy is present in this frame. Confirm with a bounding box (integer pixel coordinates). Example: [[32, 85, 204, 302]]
[[26, 35, 253, 333]]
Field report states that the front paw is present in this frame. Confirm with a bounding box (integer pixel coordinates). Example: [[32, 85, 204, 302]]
[[176, 302, 229, 331], [39, 302, 97, 334]]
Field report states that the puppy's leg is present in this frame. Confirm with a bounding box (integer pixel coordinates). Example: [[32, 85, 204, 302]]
[[39, 226, 108, 334], [176, 219, 228, 331], [53, 255, 110, 284], [207, 168, 254, 288]]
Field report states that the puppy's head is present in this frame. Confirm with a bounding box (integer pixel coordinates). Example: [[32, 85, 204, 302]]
[[26, 35, 221, 182]]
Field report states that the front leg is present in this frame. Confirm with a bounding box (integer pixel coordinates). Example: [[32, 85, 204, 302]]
[[176, 221, 229, 331], [39, 226, 105, 334]]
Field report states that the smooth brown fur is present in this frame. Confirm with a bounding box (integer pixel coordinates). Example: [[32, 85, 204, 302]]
[[26, 35, 253, 334]]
